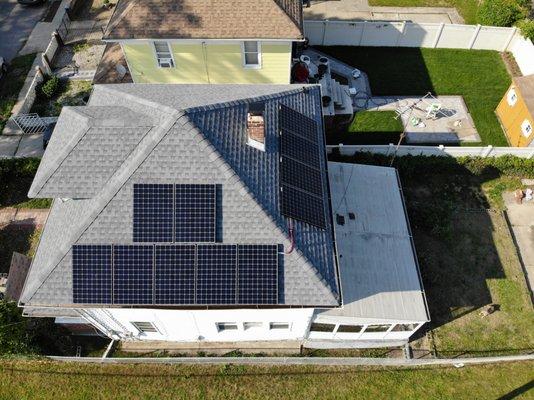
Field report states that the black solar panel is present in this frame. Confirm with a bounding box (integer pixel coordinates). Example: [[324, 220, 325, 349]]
[[280, 157, 323, 197], [133, 184, 173, 243], [72, 245, 112, 304], [279, 104, 319, 142], [238, 245, 278, 304], [280, 131, 320, 169], [154, 245, 195, 305], [175, 184, 216, 242], [113, 245, 154, 305], [196, 244, 237, 304], [280, 184, 326, 229]]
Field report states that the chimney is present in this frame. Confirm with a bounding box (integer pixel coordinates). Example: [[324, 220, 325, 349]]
[[247, 102, 265, 150]]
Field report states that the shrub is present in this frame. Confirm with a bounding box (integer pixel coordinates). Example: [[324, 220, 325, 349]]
[[40, 75, 60, 99], [516, 18, 534, 41], [477, 0, 526, 27]]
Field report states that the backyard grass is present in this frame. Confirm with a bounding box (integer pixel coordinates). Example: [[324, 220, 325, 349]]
[[318, 47, 511, 146], [0, 54, 36, 135], [330, 153, 534, 356], [0, 158, 51, 209], [0, 360, 532, 399], [31, 79, 92, 117], [332, 110, 404, 144], [368, 0, 480, 24]]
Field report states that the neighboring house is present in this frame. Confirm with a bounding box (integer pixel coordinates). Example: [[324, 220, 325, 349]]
[[496, 74, 534, 147], [101, 0, 303, 84], [19, 84, 429, 347]]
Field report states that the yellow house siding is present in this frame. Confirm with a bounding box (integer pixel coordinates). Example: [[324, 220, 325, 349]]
[[121, 41, 291, 84], [496, 84, 534, 146]]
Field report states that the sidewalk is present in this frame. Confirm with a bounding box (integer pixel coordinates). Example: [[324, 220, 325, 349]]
[[305, 0, 464, 24], [0, 135, 44, 158], [0, 207, 49, 228]]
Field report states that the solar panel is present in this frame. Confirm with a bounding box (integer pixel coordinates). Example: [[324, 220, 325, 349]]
[[175, 184, 216, 242], [154, 245, 195, 304], [196, 244, 237, 304], [238, 245, 278, 304], [280, 184, 326, 229], [280, 131, 320, 169], [133, 184, 173, 243], [113, 245, 154, 305], [280, 157, 323, 197], [72, 245, 112, 304], [279, 104, 319, 143]]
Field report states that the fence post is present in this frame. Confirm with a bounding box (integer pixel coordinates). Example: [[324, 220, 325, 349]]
[[503, 27, 517, 52], [322, 20, 327, 46], [468, 25, 481, 49], [386, 143, 394, 156], [483, 145, 494, 158], [396, 21, 406, 46], [433, 23, 445, 48]]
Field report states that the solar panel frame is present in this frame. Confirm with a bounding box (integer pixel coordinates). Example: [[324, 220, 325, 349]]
[[237, 244, 278, 305], [279, 130, 320, 169], [279, 156, 324, 197], [72, 245, 112, 304], [280, 184, 326, 229], [154, 244, 196, 305], [196, 244, 237, 305], [133, 184, 174, 243], [113, 245, 154, 305], [175, 184, 216, 243], [279, 104, 319, 143]]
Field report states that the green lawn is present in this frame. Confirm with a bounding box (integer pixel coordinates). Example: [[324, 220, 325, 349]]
[[368, 0, 480, 24], [0, 54, 36, 134], [0, 360, 532, 399], [331, 111, 404, 144], [318, 47, 511, 146], [330, 154, 534, 356]]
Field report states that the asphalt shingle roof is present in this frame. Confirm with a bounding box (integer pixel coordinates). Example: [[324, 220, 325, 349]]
[[103, 0, 303, 40], [21, 84, 340, 309]]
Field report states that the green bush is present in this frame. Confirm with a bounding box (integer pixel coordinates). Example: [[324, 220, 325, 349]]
[[477, 0, 526, 27], [40, 76, 60, 99], [516, 18, 534, 41]]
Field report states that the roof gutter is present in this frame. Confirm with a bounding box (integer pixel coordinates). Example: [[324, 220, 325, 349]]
[[102, 37, 305, 44]]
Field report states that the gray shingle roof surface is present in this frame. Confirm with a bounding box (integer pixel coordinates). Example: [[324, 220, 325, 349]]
[[21, 84, 339, 308]]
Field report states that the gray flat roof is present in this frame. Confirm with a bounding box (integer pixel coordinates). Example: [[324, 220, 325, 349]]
[[319, 162, 429, 322]]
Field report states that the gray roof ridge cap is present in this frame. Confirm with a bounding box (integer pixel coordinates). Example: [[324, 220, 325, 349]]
[[28, 108, 91, 197], [25, 110, 184, 303]]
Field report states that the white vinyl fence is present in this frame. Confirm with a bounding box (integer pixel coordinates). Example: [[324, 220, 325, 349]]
[[327, 145, 534, 159], [304, 20, 534, 76]]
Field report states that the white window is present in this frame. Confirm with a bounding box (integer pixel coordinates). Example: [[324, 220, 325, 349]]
[[521, 119, 532, 138], [269, 322, 289, 330], [242, 41, 261, 68], [131, 321, 158, 333], [507, 88, 518, 107], [216, 322, 238, 332], [243, 322, 263, 330], [154, 41, 175, 68]]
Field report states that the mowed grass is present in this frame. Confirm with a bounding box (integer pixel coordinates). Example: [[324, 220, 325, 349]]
[[0, 360, 533, 399], [330, 111, 404, 144], [318, 47, 511, 146], [368, 0, 480, 24]]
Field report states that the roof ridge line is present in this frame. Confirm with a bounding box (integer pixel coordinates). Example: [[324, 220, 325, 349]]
[[272, 0, 303, 34], [25, 110, 184, 303], [28, 108, 91, 197], [103, 0, 138, 38]]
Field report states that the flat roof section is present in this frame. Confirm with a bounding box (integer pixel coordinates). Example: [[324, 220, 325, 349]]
[[322, 162, 429, 322]]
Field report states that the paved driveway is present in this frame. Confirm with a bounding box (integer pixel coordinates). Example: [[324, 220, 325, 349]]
[[0, 0, 48, 62]]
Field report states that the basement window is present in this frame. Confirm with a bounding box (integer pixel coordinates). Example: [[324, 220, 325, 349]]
[[131, 321, 158, 333], [521, 119, 532, 138], [216, 322, 238, 332], [269, 322, 290, 330], [310, 323, 336, 332], [337, 324, 363, 333], [507, 88, 518, 107], [154, 41, 175, 68], [242, 41, 261, 68], [243, 322, 263, 330], [247, 102, 265, 151]]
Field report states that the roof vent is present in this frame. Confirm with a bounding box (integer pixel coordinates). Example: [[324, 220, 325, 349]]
[[247, 102, 265, 151]]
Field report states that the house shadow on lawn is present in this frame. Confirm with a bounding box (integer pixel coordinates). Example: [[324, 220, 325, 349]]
[[329, 152, 512, 335]]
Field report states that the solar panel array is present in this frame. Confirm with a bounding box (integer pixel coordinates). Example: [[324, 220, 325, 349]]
[[133, 184, 216, 243], [72, 244, 279, 305], [278, 105, 326, 229]]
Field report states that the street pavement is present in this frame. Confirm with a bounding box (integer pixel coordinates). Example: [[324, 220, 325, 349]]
[[0, 0, 48, 62]]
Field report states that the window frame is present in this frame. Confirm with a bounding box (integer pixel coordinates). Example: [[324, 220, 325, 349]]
[[241, 41, 262, 69], [243, 322, 263, 330], [131, 321, 158, 334], [269, 322, 290, 330], [507, 88, 518, 107], [521, 119, 532, 138], [216, 322, 239, 332], [153, 41, 176, 69]]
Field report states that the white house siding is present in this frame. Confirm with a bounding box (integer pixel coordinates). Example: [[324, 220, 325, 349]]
[[83, 307, 315, 342]]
